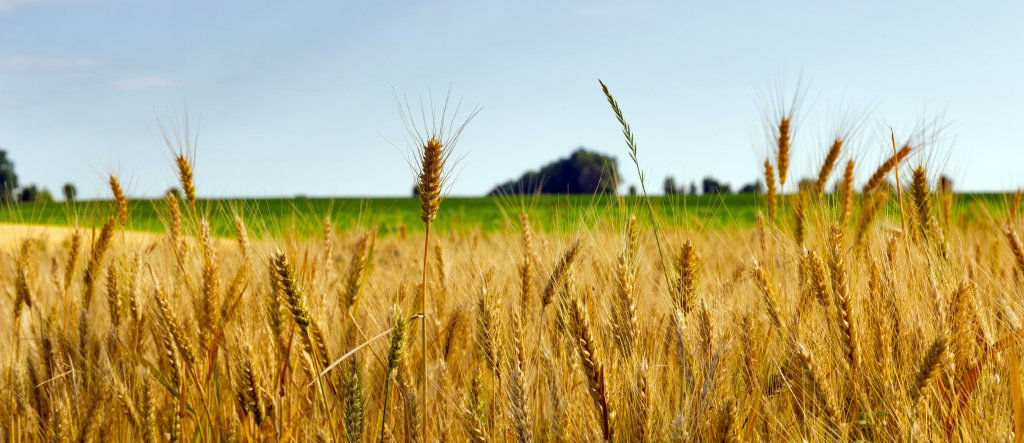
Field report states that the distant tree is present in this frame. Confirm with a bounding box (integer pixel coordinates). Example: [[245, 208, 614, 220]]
[[689, 182, 698, 196], [39, 188, 54, 203], [663, 176, 678, 195], [739, 181, 764, 194], [167, 187, 183, 201], [412, 183, 420, 197], [18, 184, 52, 203], [938, 175, 954, 193], [62, 183, 77, 202], [0, 149, 18, 203], [489, 148, 620, 195], [628, 185, 638, 196], [702, 177, 731, 194]]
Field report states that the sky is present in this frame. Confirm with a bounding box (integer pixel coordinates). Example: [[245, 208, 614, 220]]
[[1, 0, 1022, 199]]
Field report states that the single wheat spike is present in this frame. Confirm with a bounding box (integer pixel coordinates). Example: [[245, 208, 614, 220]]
[[839, 160, 854, 227], [1006, 226, 1024, 278], [321, 216, 334, 266], [418, 137, 444, 224], [567, 297, 614, 441], [265, 258, 287, 357], [518, 213, 537, 310], [175, 153, 196, 204], [63, 230, 82, 294], [237, 349, 267, 425], [153, 286, 197, 368], [794, 192, 808, 245], [613, 250, 638, 355], [397, 359, 421, 443], [127, 252, 142, 325], [476, 275, 501, 376], [807, 250, 830, 306], [508, 314, 534, 443], [793, 343, 840, 426], [751, 260, 784, 332], [344, 363, 366, 443], [949, 281, 980, 376], [630, 360, 650, 442], [272, 250, 323, 370], [309, 321, 332, 370], [343, 231, 375, 311], [13, 241, 33, 319], [140, 381, 157, 443], [83, 217, 115, 309], [273, 250, 311, 330], [764, 159, 777, 220], [166, 190, 184, 256], [441, 310, 464, 363], [109, 175, 129, 225], [106, 263, 121, 329], [863, 145, 911, 194], [435, 243, 450, 300], [696, 299, 714, 373], [542, 239, 582, 308], [381, 305, 408, 443], [233, 215, 250, 262], [675, 240, 700, 315], [670, 310, 694, 388], [816, 138, 843, 193], [199, 219, 220, 351], [777, 117, 791, 188], [909, 336, 946, 403], [828, 227, 860, 373], [613, 216, 639, 354], [910, 165, 933, 242]]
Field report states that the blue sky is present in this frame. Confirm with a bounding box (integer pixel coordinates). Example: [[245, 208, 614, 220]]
[[1, 0, 1022, 198]]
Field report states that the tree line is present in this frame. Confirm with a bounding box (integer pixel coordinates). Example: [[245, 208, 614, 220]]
[[0, 149, 78, 203]]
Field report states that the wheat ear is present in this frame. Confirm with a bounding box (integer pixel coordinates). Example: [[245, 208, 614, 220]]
[[816, 138, 843, 193]]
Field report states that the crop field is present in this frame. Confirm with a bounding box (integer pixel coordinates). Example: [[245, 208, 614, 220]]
[[4, 88, 1024, 443], [0, 192, 1012, 238]]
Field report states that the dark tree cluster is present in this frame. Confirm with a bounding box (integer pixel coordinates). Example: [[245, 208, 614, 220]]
[[489, 148, 620, 195], [0, 148, 68, 203], [662, 176, 698, 195]]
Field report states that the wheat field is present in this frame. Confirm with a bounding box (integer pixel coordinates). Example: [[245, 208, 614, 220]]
[[3, 86, 1024, 443]]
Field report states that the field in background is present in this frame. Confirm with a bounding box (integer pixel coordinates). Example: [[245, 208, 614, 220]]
[[0, 192, 1013, 237]]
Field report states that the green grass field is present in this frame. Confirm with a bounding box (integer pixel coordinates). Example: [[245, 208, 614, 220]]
[[0, 192, 1011, 238]]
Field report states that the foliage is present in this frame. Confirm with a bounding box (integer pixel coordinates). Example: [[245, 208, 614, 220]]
[[0, 149, 18, 203], [489, 148, 620, 195]]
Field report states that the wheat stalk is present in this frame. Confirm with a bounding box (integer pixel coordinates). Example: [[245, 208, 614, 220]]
[[816, 138, 842, 194]]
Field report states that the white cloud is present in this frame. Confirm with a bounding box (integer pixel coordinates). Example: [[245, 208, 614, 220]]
[[112, 75, 172, 91], [0, 55, 100, 71]]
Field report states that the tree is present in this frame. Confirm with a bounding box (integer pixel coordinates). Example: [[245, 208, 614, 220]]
[[63, 183, 77, 202], [938, 175, 954, 193], [489, 148, 620, 195], [17, 184, 52, 203], [39, 188, 54, 203], [689, 182, 698, 196], [739, 181, 764, 194], [0, 149, 18, 203], [628, 185, 638, 196], [702, 177, 731, 194], [663, 176, 678, 195], [167, 187, 183, 201]]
